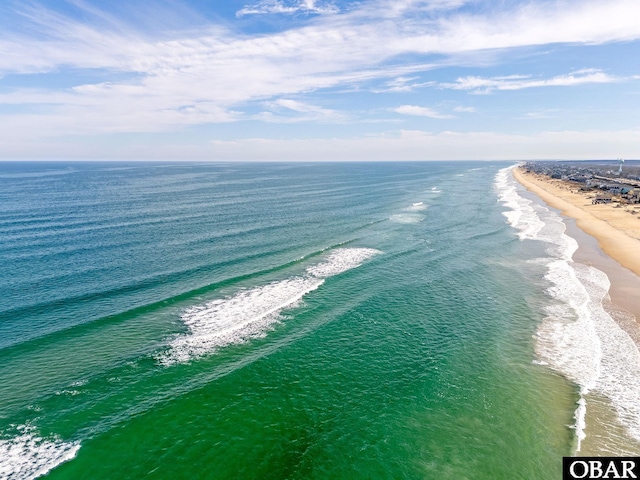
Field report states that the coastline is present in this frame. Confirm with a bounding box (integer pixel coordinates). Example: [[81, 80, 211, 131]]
[[513, 166, 640, 322], [513, 165, 640, 455]]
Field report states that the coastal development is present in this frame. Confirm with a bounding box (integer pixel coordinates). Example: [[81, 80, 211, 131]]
[[514, 162, 640, 278], [522, 161, 640, 204]]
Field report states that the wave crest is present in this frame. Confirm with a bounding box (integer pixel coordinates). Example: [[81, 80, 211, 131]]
[[159, 248, 380, 365], [0, 426, 79, 480]]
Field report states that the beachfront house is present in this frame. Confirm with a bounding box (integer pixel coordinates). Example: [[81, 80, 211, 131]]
[[622, 189, 640, 204], [607, 185, 626, 195], [592, 195, 613, 204]]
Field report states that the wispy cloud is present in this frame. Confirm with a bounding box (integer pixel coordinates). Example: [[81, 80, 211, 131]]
[[392, 105, 453, 119], [4, 1, 639, 75], [441, 69, 619, 94], [520, 109, 560, 120], [260, 98, 346, 122], [372, 76, 435, 93], [453, 106, 476, 113], [236, 0, 338, 17], [0, 0, 639, 149]]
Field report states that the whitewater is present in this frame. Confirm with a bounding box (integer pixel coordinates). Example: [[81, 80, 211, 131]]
[[497, 165, 640, 453]]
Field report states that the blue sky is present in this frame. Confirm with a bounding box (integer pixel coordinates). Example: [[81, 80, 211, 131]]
[[1, 0, 639, 160]]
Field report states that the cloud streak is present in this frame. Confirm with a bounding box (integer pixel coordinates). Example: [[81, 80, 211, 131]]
[[236, 0, 339, 17], [392, 105, 453, 119], [259, 98, 347, 122], [441, 69, 619, 94], [0, 0, 639, 157], [3, 1, 639, 77]]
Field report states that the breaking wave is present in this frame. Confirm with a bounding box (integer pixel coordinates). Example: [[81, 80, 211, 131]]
[[496, 165, 640, 452], [158, 248, 380, 365], [0, 426, 79, 480]]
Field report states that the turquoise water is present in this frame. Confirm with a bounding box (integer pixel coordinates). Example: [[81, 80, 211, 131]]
[[0, 162, 580, 479]]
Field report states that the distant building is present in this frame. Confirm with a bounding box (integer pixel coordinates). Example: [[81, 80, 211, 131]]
[[592, 195, 612, 204], [622, 189, 640, 204]]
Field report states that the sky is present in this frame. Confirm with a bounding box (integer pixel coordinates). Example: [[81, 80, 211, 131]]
[[1, 0, 639, 161]]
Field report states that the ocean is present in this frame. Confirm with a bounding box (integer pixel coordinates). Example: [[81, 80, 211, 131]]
[[0, 161, 637, 479]]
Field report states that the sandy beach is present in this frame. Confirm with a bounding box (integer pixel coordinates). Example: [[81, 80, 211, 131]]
[[513, 165, 640, 325], [514, 165, 640, 456], [513, 167, 640, 272]]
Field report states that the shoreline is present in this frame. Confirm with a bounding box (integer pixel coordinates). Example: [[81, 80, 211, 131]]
[[513, 165, 640, 455], [513, 166, 640, 322]]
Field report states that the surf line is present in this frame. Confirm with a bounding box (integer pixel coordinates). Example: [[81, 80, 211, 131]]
[[0, 425, 80, 480], [497, 166, 596, 450], [158, 248, 381, 366], [497, 166, 640, 452]]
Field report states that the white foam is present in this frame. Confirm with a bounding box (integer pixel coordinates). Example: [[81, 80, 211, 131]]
[[531, 359, 549, 366], [535, 260, 601, 391], [389, 214, 424, 224], [495, 166, 545, 241], [160, 248, 380, 365], [496, 166, 577, 259], [158, 276, 323, 365], [587, 268, 640, 441], [0, 426, 80, 480], [406, 202, 427, 212], [572, 397, 588, 452], [496, 165, 640, 449], [306, 248, 381, 278]]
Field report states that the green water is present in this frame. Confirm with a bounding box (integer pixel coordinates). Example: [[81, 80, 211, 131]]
[[0, 162, 576, 479]]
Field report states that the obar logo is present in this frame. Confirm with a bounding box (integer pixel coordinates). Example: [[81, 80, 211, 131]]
[[563, 458, 639, 479]]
